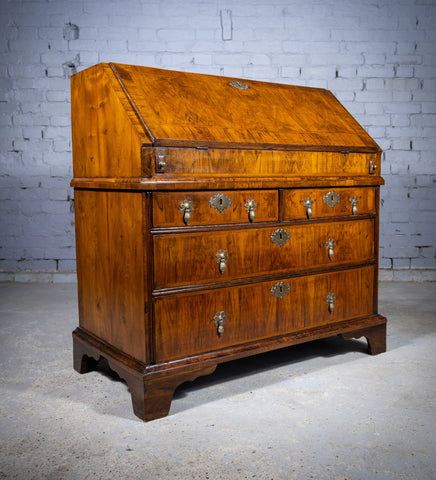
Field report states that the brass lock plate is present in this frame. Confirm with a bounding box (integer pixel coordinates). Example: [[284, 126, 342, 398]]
[[228, 80, 249, 90], [270, 228, 291, 246], [209, 193, 232, 213], [271, 282, 291, 299], [323, 191, 340, 208]]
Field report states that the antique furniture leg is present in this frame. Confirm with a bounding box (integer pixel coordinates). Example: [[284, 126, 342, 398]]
[[73, 329, 217, 421], [340, 319, 387, 355], [126, 365, 218, 421]]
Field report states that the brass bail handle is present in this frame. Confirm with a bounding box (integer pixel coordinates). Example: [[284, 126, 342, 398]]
[[244, 199, 257, 223], [180, 199, 193, 225], [326, 292, 336, 313], [216, 249, 228, 274], [213, 311, 227, 337], [350, 195, 358, 216], [326, 238, 335, 260], [304, 197, 313, 219]]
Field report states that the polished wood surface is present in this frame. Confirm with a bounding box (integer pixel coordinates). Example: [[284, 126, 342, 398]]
[[149, 147, 381, 178], [71, 64, 151, 179], [71, 63, 387, 421], [282, 187, 376, 220], [71, 175, 384, 191], [111, 63, 380, 152], [154, 266, 374, 362], [153, 190, 278, 227], [153, 219, 374, 289], [74, 189, 148, 363]]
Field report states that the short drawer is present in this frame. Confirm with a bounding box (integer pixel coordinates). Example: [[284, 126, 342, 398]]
[[153, 190, 278, 227], [154, 266, 375, 362], [282, 187, 375, 220], [153, 219, 374, 289]]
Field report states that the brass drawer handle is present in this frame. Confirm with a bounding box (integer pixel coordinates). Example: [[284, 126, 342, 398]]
[[179, 199, 194, 225], [244, 198, 257, 223], [304, 196, 313, 219], [326, 238, 335, 260], [350, 195, 358, 216], [216, 249, 228, 274], [326, 292, 336, 313], [213, 311, 227, 337]]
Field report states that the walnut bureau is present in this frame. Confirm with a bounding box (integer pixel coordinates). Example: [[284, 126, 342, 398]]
[[71, 63, 387, 421]]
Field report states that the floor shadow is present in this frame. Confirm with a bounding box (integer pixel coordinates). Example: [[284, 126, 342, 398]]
[[173, 335, 368, 399], [85, 335, 369, 420]]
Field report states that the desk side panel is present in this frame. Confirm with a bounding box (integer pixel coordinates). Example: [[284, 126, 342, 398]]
[[74, 189, 148, 364], [71, 63, 151, 179]]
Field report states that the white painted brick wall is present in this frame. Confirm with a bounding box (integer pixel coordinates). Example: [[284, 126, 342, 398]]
[[1, 0, 435, 282]]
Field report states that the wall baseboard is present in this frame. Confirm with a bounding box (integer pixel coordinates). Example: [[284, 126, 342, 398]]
[[1, 269, 435, 283]]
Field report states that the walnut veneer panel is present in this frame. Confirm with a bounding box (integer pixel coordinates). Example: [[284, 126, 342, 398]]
[[74, 189, 148, 363], [154, 266, 374, 362], [111, 63, 379, 152], [153, 219, 374, 289], [71, 64, 151, 179], [151, 148, 380, 178]]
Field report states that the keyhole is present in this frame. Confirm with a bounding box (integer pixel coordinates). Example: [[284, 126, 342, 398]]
[[279, 233, 283, 239], [279, 286, 283, 293], [330, 194, 334, 202], [220, 198, 223, 205]]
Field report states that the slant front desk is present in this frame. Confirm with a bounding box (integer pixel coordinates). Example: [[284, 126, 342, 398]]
[[71, 63, 387, 421]]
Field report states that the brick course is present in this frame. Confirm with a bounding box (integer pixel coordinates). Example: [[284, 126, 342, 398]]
[[0, 0, 435, 281]]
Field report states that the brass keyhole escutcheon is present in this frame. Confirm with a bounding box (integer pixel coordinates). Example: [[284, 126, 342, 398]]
[[228, 80, 249, 90], [209, 193, 232, 213], [271, 281, 291, 299], [271, 228, 291, 246], [323, 191, 340, 208]]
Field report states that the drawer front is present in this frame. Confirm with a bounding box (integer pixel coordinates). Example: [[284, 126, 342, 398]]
[[156, 148, 380, 178], [153, 219, 374, 289], [282, 187, 375, 220], [153, 190, 278, 227], [154, 266, 374, 362]]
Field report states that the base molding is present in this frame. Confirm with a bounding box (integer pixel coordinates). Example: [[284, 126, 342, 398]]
[[73, 314, 387, 421]]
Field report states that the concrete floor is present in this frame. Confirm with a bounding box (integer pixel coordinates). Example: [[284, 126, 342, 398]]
[[0, 282, 435, 480]]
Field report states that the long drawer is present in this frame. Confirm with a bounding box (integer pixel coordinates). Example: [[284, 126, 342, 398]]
[[154, 266, 375, 362], [153, 219, 374, 289]]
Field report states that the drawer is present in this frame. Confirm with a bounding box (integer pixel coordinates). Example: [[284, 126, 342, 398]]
[[153, 190, 278, 227], [154, 148, 381, 178], [153, 219, 374, 289], [282, 187, 375, 220], [154, 266, 375, 362]]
